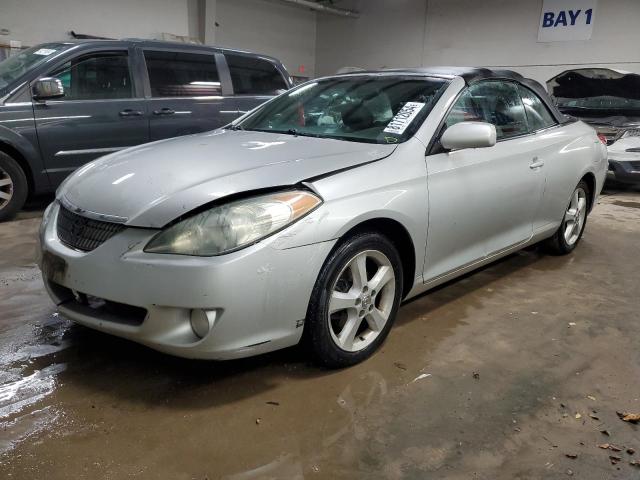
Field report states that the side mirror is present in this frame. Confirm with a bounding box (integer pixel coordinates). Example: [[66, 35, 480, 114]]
[[32, 77, 65, 101], [441, 121, 496, 150]]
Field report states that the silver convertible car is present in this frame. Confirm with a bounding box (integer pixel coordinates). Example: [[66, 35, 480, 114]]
[[39, 67, 607, 367]]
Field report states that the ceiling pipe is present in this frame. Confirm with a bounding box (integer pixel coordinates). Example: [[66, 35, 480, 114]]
[[278, 0, 359, 17]]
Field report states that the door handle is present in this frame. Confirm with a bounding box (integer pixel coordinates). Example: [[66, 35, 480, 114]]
[[119, 109, 143, 117], [153, 107, 175, 116], [530, 157, 545, 169]]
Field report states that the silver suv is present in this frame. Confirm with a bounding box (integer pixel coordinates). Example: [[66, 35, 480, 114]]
[[0, 39, 291, 220]]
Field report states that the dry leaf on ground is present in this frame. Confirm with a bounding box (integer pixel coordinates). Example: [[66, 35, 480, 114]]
[[617, 411, 640, 423]]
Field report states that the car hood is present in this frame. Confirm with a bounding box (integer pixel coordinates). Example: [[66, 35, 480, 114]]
[[547, 68, 640, 134], [58, 129, 397, 228], [580, 116, 640, 128], [547, 68, 640, 101]]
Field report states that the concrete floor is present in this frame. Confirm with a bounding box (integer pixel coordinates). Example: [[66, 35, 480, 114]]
[[0, 189, 639, 479]]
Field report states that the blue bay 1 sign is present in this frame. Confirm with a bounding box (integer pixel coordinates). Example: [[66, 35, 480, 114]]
[[538, 0, 597, 42]]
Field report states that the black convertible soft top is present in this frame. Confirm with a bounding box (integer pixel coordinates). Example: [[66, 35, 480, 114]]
[[350, 66, 572, 125]]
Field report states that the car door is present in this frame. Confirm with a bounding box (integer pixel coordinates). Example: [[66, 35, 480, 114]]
[[224, 53, 289, 116], [32, 47, 148, 187], [142, 48, 238, 141], [515, 83, 564, 231], [423, 80, 545, 282]]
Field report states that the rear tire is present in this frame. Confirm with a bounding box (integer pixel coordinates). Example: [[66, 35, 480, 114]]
[[544, 180, 589, 255], [0, 152, 28, 222], [304, 231, 403, 368]]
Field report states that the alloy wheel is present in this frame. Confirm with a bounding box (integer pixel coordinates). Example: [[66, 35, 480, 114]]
[[328, 249, 396, 352], [563, 187, 587, 246], [0, 166, 13, 210]]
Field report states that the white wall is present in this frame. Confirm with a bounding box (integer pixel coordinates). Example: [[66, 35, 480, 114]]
[[316, 0, 640, 85], [315, 0, 426, 76], [5, 0, 636, 86], [212, 0, 317, 78], [424, 0, 640, 84], [0, 0, 192, 47]]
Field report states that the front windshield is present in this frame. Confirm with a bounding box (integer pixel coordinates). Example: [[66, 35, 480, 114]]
[[237, 75, 449, 144], [0, 43, 70, 95]]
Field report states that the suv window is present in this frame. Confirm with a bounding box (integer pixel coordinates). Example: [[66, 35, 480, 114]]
[[144, 50, 221, 97], [517, 84, 557, 131], [225, 54, 287, 95], [445, 81, 528, 140], [49, 51, 132, 100]]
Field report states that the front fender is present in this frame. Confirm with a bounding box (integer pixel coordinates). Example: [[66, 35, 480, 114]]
[[0, 119, 49, 192], [271, 139, 429, 282]]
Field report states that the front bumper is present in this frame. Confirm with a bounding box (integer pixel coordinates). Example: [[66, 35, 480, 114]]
[[39, 202, 336, 359], [607, 159, 640, 185]]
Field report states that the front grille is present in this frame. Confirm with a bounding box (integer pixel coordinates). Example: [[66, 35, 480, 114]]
[[57, 205, 125, 252]]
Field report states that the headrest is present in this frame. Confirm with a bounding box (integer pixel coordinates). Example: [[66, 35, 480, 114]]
[[340, 102, 375, 131]]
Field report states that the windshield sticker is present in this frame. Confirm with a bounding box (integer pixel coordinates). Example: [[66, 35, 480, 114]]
[[384, 136, 399, 143], [33, 48, 56, 56], [383, 102, 426, 135]]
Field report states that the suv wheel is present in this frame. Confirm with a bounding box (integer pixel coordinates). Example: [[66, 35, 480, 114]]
[[304, 232, 403, 368], [0, 152, 28, 222]]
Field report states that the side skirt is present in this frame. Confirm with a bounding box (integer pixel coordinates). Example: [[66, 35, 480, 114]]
[[404, 223, 559, 301]]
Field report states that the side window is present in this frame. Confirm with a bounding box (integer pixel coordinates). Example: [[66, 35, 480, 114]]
[[445, 81, 529, 140], [517, 85, 557, 131], [225, 54, 287, 95], [144, 50, 221, 97], [49, 51, 132, 100]]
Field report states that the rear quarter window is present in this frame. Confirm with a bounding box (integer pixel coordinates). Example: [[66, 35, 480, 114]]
[[517, 84, 558, 131], [225, 54, 288, 95]]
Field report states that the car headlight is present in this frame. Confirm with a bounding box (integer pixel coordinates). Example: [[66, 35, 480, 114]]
[[144, 190, 322, 256]]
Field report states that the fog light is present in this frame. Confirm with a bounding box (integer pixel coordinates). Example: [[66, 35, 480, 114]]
[[190, 309, 212, 339]]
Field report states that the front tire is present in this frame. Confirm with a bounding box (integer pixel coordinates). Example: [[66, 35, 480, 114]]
[[544, 180, 589, 255], [304, 232, 403, 368], [0, 152, 28, 222]]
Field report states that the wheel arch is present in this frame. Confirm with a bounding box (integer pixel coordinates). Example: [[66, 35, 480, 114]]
[[580, 171, 596, 213], [338, 217, 416, 299], [0, 140, 34, 196]]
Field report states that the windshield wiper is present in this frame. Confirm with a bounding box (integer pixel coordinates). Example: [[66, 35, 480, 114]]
[[230, 126, 382, 144], [284, 128, 324, 138]]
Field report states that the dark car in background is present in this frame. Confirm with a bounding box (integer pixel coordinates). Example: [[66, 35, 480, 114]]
[[547, 68, 640, 186], [0, 39, 291, 220]]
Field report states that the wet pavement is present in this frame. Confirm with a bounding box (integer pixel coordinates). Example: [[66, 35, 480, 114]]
[[1, 189, 639, 479]]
